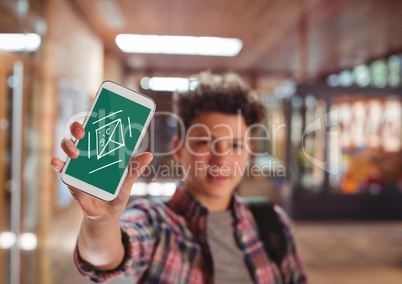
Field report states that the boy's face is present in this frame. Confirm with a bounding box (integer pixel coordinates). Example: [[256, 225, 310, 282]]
[[173, 112, 250, 208]]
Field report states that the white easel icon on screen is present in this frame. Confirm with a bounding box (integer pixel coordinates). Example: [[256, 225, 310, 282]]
[[96, 119, 125, 159], [88, 110, 129, 174]]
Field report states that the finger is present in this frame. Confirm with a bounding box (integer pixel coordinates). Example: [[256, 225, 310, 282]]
[[61, 138, 80, 158], [50, 158, 85, 201], [119, 152, 153, 198], [50, 158, 65, 173], [70, 122, 85, 140], [68, 186, 87, 202]]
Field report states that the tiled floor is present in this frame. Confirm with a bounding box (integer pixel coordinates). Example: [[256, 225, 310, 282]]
[[61, 263, 402, 284], [55, 203, 402, 284], [306, 267, 402, 284]]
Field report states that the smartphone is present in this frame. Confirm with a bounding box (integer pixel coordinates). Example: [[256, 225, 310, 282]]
[[61, 81, 155, 201]]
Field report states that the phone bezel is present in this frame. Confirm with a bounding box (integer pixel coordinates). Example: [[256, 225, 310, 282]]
[[60, 80, 155, 201]]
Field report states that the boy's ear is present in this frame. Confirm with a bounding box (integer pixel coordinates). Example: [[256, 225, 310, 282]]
[[171, 135, 182, 162]]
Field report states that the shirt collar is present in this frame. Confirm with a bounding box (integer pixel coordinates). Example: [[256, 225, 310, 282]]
[[167, 185, 249, 222]]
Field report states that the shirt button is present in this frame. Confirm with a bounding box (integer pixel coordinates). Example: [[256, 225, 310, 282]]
[[81, 263, 91, 272], [241, 235, 248, 242], [256, 268, 261, 275]]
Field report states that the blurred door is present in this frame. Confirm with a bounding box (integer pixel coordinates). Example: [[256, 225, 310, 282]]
[[0, 58, 8, 284], [0, 59, 26, 284]]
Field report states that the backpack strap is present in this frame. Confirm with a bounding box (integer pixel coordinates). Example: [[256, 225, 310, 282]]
[[247, 200, 287, 269]]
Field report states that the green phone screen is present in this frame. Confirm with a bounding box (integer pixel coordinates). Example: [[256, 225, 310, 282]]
[[65, 88, 152, 194]]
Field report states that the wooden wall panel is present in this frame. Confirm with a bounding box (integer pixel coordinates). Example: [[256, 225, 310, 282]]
[[51, 0, 104, 94], [0, 64, 7, 284], [104, 51, 124, 82], [32, 0, 105, 283]]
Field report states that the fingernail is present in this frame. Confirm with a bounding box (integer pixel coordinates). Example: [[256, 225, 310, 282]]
[[69, 145, 79, 156], [52, 165, 60, 172], [75, 128, 84, 136]]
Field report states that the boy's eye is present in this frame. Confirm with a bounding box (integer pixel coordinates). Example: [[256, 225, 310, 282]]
[[197, 139, 211, 146], [231, 142, 244, 149], [189, 137, 211, 146]]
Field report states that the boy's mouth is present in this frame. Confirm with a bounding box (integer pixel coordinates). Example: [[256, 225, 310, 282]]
[[206, 172, 230, 183]]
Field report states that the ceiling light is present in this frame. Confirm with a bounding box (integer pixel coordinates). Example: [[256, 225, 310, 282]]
[[0, 232, 16, 249], [116, 34, 243, 57], [19, 233, 37, 250], [141, 77, 198, 92], [130, 182, 148, 196], [0, 33, 41, 52], [161, 182, 176, 196], [147, 183, 163, 196]]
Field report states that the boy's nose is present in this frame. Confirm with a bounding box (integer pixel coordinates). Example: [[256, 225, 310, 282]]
[[209, 141, 231, 166], [212, 140, 230, 155]]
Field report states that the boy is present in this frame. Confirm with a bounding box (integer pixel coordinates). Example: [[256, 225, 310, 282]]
[[51, 71, 307, 283]]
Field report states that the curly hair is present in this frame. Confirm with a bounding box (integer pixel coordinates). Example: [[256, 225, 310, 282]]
[[173, 71, 266, 138]]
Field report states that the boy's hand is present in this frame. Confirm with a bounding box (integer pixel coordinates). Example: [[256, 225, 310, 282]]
[[50, 121, 153, 222]]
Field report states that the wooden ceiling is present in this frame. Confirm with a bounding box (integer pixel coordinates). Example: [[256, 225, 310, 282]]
[[68, 0, 402, 81], [2, 0, 402, 82]]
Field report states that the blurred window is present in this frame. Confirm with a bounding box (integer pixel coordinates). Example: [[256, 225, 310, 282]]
[[371, 60, 387, 88], [388, 55, 401, 87], [354, 65, 371, 87], [337, 99, 402, 194]]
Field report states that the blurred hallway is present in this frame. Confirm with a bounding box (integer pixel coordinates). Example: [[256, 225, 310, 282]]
[[1, 0, 402, 283]]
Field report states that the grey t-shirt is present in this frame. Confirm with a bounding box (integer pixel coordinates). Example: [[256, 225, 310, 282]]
[[206, 211, 254, 284]]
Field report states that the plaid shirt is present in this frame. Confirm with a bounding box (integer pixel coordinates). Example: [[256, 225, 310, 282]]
[[75, 186, 307, 283]]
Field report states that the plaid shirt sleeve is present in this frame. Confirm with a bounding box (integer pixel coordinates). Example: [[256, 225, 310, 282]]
[[74, 200, 159, 283], [274, 205, 308, 284]]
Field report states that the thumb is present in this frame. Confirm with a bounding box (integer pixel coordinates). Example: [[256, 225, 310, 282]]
[[122, 152, 153, 191]]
